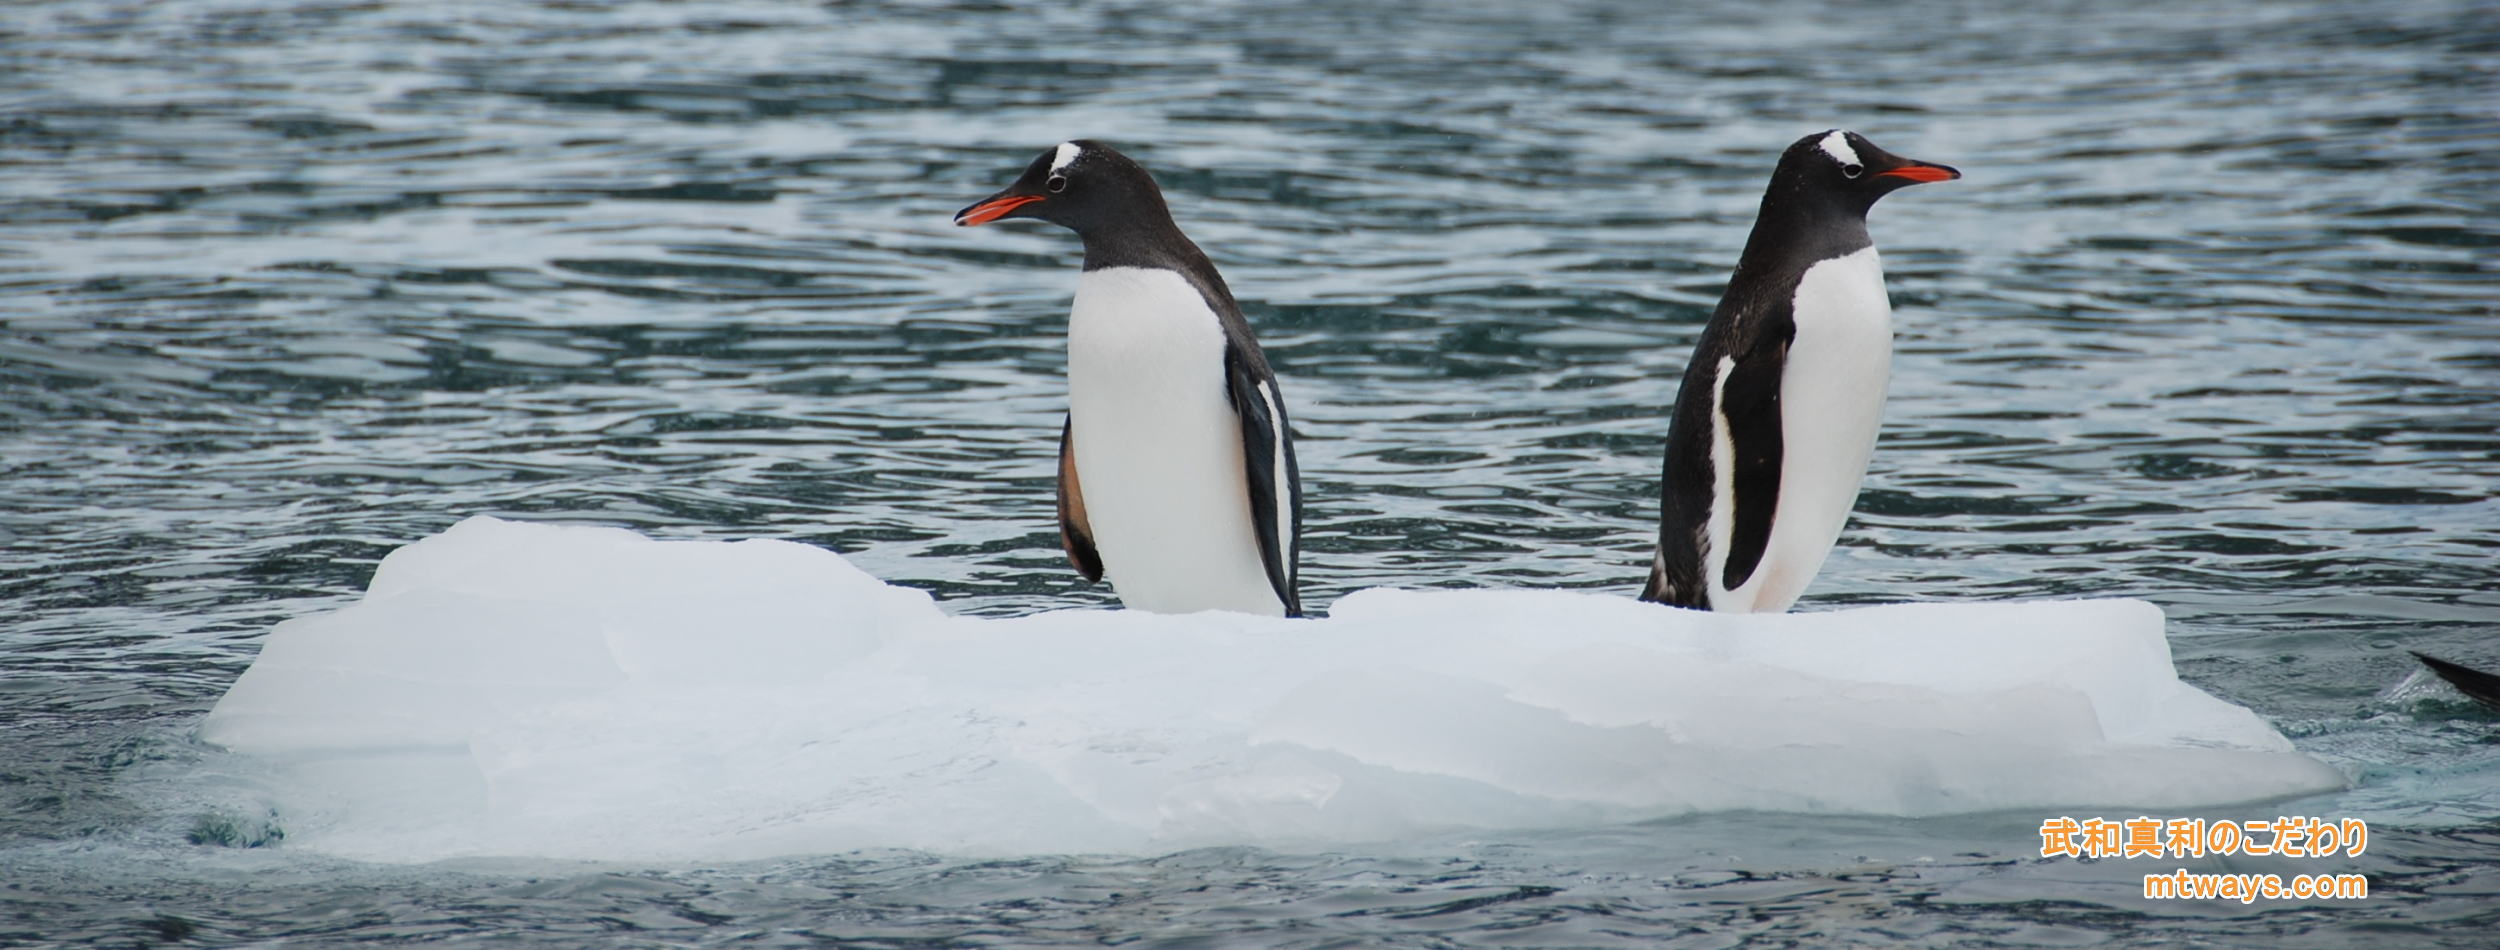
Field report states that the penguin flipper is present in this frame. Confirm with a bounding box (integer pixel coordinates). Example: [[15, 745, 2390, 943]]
[[1643, 350, 1720, 610], [2412, 652, 2500, 711], [1224, 343, 1303, 618], [1716, 341, 1789, 593], [1640, 441, 1711, 608], [1056, 415, 1103, 583]]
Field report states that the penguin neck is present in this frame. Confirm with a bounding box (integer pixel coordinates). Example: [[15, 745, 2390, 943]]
[[1075, 212, 1200, 273], [1073, 215, 1241, 322], [1727, 186, 1874, 293]]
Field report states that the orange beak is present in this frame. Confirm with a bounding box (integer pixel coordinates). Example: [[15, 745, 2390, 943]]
[[1877, 162, 1960, 183], [955, 194, 1044, 226]]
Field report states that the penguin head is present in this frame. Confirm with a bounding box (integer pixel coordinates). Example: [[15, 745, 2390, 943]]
[[954, 140, 1172, 237], [1778, 130, 1960, 215]]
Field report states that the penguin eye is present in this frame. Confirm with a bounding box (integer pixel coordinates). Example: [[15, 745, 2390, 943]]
[[1046, 174, 1068, 193], [1841, 163, 1865, 179]]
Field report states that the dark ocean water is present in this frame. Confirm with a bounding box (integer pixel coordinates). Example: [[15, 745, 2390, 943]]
[[4, 0, 2498, 945]]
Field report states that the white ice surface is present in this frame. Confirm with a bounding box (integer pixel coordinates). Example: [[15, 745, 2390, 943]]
[[199, 517, 2346, 863]]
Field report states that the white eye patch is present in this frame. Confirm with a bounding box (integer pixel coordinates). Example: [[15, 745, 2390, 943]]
[[1816, 130, 1860, 168], [1051, 142, 1083, 172]]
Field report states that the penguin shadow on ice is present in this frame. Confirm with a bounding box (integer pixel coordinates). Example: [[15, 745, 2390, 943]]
[[956, 141, 1303, 619]]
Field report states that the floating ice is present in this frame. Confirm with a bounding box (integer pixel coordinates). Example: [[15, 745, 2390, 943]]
[[199, 517, 2345, 862]]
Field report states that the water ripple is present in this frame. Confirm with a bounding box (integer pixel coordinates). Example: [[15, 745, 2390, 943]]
[[4, 0, 2497, 944]]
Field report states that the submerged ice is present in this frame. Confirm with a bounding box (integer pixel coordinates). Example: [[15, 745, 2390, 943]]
[[198, 517, 2345, 862]]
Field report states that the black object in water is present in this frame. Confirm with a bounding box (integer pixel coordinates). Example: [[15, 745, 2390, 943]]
[[2411, 652, 2500, 711]]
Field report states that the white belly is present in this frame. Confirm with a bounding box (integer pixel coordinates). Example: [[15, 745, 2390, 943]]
[[1714, 246, 1893, 613], [1066, 267, 1283, 616]]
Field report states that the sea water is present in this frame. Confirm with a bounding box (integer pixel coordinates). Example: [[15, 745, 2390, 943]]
[[4, 0, 2496, 945]]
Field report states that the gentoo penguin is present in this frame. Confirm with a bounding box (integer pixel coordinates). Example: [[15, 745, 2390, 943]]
[[1641, 130, 1959, 612], [955, 141, 1302, 617]]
